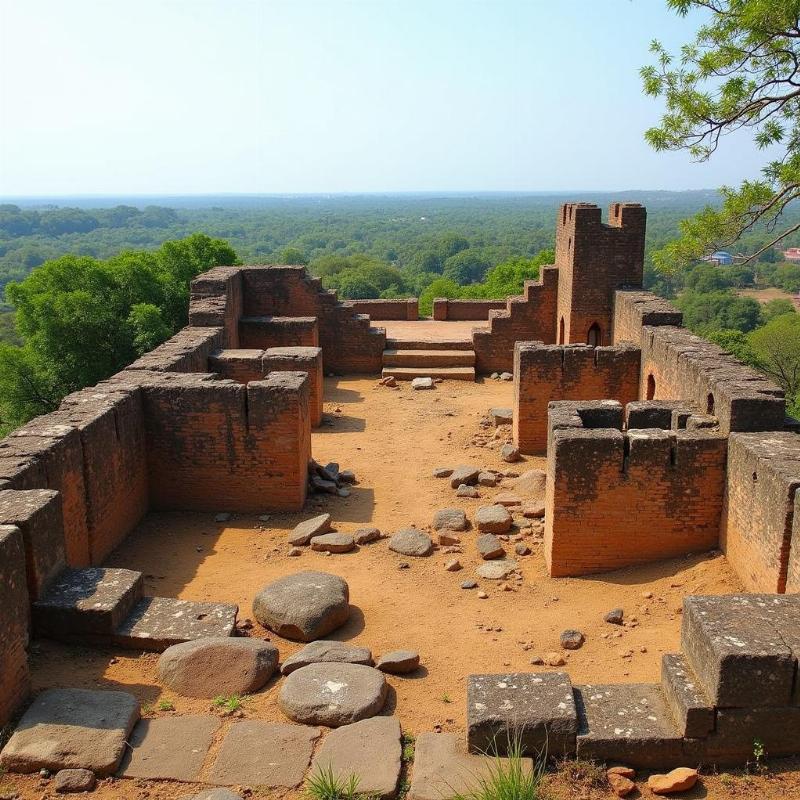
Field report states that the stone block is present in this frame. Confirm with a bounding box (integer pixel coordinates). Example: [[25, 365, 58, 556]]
[[660, 653, 714, 738], [467, 672, 577, 756]]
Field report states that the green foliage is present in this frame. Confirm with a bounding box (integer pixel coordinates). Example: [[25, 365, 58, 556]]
[[761, 298, 796, 323], [707, 329, 759, 366], [749, 312, 800, 399], [306, 764, 362, 800], [419, 278, 461, 316], [212, 694, 245, 713], [279, 246, 309, 265], [442, 249, 491, 284], [675, 290, 761, 334], [642, 0, 800, 270]]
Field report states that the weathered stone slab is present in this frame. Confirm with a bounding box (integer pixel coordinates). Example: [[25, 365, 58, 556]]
[[279, 663, 388, 726], [253, 571, 349, 642], [119, 716, 219, 781], [409, 732, 533, 800], [354, 527, 381, 544], [114, 597, 238, 650], [476, 533, 505, 560], [433, 508, 468, 532], [311, 533, 355, 553], [490, 408, 513, 426], [475, 505, 512, 534], [186, 790, 242, 800], [0, 688, 139, 776], [575, 684, 690, 768], [450, 466, 480, 489], [33, 567, 143, 638], [475, 559, 518, 580], [281, 640, 373, 675], [468, 673, 577, 756], [388, 528, 434, 557], [311, 716, 402, 799], [208, 721, 320, 787], [660, 653, 714, 738], [681, 595, 795, 708], [158, 637, 278, 697], [376, 650, 420, 674], [289, 514, 332, 546]]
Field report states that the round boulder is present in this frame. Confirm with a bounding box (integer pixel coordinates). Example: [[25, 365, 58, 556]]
[[279, 663, 387, 726], [253, 571, 350, 642], [388, 528, 434, 557], [158, 637, 279, 697], [475, 504, 513, 534]]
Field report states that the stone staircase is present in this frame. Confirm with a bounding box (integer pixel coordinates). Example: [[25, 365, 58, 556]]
[[32, 567, 238, 651], [381, 339, 476, 382]]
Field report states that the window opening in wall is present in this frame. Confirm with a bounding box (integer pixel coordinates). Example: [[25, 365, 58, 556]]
[[587, 322, 601, 347], [559, 317, 565, 345], [707, 393, 715, 415], [646, 373, 656, 400]]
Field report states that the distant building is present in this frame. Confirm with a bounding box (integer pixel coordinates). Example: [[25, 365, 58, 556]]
[[703, 250, 734, 266], [784, 247, 800, 262]]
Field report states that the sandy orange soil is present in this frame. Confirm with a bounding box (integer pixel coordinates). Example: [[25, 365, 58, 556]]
[[5, 377, 800, 799]]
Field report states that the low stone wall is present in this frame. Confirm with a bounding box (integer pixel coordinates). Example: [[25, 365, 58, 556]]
[[432, 298, 506, 321], [348, 298, 418, 320]]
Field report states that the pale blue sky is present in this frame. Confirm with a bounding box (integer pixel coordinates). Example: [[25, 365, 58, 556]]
[[0, 0, 766, 195]]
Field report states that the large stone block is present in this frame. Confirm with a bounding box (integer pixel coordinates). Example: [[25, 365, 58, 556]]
[[660, 653, 714, 739]]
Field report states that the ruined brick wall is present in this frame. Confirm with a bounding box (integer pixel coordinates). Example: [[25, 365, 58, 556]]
[[545, 401, 727, 577], [612, 290, 683, 345], [141, 371, 310, 512], [238, 317, 319, 349], [127, 327, 225, 373], [433, 299, 507, 320], [349, 299, 418, 320], [0, 525, 29, 730], [513, 342, 641, 453], [640, 325, 785, 434], [556, 203, 646, 347], [208, 349, 266, 384], [189, 267, 243, 348], [721, 432, 800, 593], [473, 267, 559, 373]]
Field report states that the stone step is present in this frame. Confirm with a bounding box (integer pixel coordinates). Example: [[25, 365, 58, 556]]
[[660, 653, 715, 738], [382, 349, 476, 367], [33, 567, 144, 639], [113, 596, 238, 651], [385, 338, 474, 351], [381, 366, 475, 382], [575, 683, 695, 769]]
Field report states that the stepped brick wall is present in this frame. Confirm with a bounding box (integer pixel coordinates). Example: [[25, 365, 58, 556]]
[[238, 316, 319, 349], [513, 341, 640, 453], [612, 289, 684, 345], [433, 298, 506, 320], [0, 525, 29, 730], [545, 401, 727, 577], [556, 203, 646, 347], [349, 298, 418, 320]]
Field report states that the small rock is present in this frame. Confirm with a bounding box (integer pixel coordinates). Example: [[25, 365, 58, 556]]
[[354, 527, 381, 545], [475, 560, 518, 580], [337, 487, 351, 498], [608, 772, 636, 797], [477, 471, 497, 487], [608, 766, 636, 779], [288, 547, 303, 557], [490, 372, 499, 379], [383, 376, 397, 388], [288, 514, 332, 546], [604, 608, 624, 625], [560, 630, 585, 650], [514, 543, 531, 556], [476, 533, 505, 560], [214, 513, 231, 523], [388, 528, 434, 557], [311, 532, 355, 553], [493, 493, 521, 507], [444, 559, 462, 572], [456, 484, 480, 498], [477, 591, 489, 599], [647, 767, 699, 795], [490, 407, 513, 426], [521, 501, 545, 519], [433, 508, 468, 532], [642, 591, 653, 599], [475, 504, 513, 534], [281, 640, 373, 675], [500, 444, 520, 462], [398, 562, 410, 569], [324, 462, 341, 482], [376, 650, 420, 674], [544, 652, 565, 666], [53, 769, 96, 793], [529, 655, 544, 665], [450, 465, 481, 488], [461, 580, 478, 589], [339, 469, 356, 484], [411, 377, 434, 390], [500, 372, 513, 381], [433, 467, 454, 478], [310, 475, 338, 494], [438, 530, 461, 546]]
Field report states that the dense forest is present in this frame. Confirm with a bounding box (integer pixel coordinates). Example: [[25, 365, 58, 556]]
[[0, 191, 799, 432]]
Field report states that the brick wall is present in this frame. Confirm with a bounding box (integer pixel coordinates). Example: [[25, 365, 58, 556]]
[[612, 290, 683, 345], [263, 347, 324, 427], [238, 316, 319, 349], [141, 371, 310, 512], [473, 267, 559, 373], [513, 341, 640, 453], [127, 327, 225, 373], [189, 267, 243, 347], [208, 349, 267, 383], [349, 299, 418, 320], [433, 299, 507, 320], [0, 525, 29, 730], [545, 401, 727, 577], [721, 432, 800, 593], [556, 203, 646, 347]]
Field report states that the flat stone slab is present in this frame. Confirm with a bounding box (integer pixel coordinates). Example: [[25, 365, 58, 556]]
[[208, 721, 320, 787], [450, 465, 480, 489], [476, 533, 505, 560], [119, 716, 219, 781], [376, 650, 420, 674], [475, 560, 518, 580], [311, 716, 402, 799], [186, 790, 242, 800], [354, 527, 381, 544], [0, 688, 139, 776], [433, 508, 468, 532], [475, 505, 512, 534], [411, 377, 435, 390], [660, 652, 714, 738], [279, 663, 388, 727], [282, 640, 374, 675], [575, 683, 688, 768], [468, 672, 577, 756], [253, 571, 349, 642], [158, 637, 279, 697], [409, 732, 533, 800], [289, 514, 332, 546], [490, 408, 513, 426], [311, 532, 355, 553], [388, 528, 434, 557], [113, 597, 238, 650]]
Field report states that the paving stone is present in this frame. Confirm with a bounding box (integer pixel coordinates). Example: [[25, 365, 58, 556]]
[[354, 527, 381, 544], [468, 672, 577, 756], [119, 716, 219, 781], [279, 663, 388, 726], [0, 688, 139, 776], [681, 594, 795, 708], [288, 514, 332, 546], [53, 768, 96, 793], [32, 567, 143, 638], [575, 683, 690, 768], [388, 529, 434, 557], [660, 653, 714, 738], [409, 732, 533, 800], [253, 571, 349, 642], [311, 716, 401, 799], [311, 533, 356, 553], [157, 637, 279, 698], [475, 560, 518, 580], [281, 640, 374, 675], [490, 408, 513, 426], [475, 505, 512, 534], [208, 721, 320, 787], [113, 597, 238, 650], [432, 508, 468, 532], [376, 650, 420, 674], [449, 466, 480, 489], [476, 533, 505, 560]]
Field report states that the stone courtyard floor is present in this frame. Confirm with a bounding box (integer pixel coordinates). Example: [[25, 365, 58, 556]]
[[7, 376, 800, 799]]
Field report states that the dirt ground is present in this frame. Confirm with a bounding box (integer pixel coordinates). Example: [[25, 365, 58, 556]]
[[7, 376, 800, 799], [738, 286, 800, 308]]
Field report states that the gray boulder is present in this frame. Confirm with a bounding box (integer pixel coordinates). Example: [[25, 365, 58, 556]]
[[288, 514, 332, 546], [388, 529, 434, 557], [281, 640, 373, 675], [449, 466, 480, 488], [475, 505, 513, 534], [433, 508, 468, 532], [476, 534, 505, 560]]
